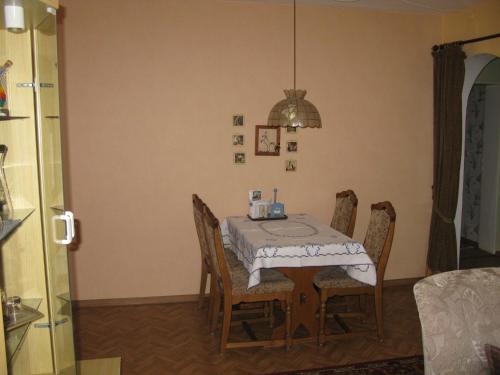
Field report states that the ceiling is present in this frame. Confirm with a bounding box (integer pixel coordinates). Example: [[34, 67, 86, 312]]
[[229, 0, 487, 13]]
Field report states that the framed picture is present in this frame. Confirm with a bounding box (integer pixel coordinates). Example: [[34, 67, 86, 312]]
[[285, 159, 297, 172], [255, 125, 280, 156], [232, 134, 244, 146], [233, 114, 244, 126], [234, 152, 246, 164], [249, 190, 262, 202], [287, 141, 297, 152], [286, 126, 297, 133]]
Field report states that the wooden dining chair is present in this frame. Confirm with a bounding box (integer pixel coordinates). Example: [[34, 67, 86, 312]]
[[192, 194, 240, 311], [194, 194, 277, 333], [202, 204, 294, 353], [192, 194, 213, 309], [330, 189, 358, 237], [315, 201, 396, 345]]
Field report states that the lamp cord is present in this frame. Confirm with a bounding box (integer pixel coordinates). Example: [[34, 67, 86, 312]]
[[294, 0, 296, 90]]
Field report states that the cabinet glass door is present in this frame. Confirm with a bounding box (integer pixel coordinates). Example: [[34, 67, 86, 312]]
[[33, 7, 76, 375]]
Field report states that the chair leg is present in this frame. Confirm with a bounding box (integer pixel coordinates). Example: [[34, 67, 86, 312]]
[[220, 298, 232, 354], [318, 290, 327, 346], [198, 263, 208, 309], [269, 300, 275, 329], [374, 287, 384, 341], [285, 297, 292, 351], [210, 288, 221, 335]]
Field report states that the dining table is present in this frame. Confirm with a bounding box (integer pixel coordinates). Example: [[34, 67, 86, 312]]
[[221, 213, 376, 342]]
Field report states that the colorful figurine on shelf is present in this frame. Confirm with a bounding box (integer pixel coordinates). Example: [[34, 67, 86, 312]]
[[0, 86, 6, 107], [0, 60, 13, 116]]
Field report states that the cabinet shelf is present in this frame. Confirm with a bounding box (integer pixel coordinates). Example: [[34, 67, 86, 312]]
[[5, 298, 43, 363], [50, 205, 64, 212], [57, 293, 70, 302], [0, 116, 30, 122], [5, 298, 43, 332], [0, 208, 35, 242]]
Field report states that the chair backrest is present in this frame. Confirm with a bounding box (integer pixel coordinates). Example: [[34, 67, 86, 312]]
[[363, 201, 396, 283], [202, 204, 232, 296], [330, 190, 358, 237], [192, 194, 210, 266]]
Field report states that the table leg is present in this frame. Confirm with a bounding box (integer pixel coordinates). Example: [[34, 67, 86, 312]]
[[276, 267, 323, 339]]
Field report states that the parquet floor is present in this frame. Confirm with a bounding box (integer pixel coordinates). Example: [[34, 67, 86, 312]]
[[73, 285, 423, 375]]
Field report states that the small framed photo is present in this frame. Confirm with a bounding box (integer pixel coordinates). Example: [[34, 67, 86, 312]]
[[234, 152, 246, 164], [285, 160, 297, 172], [286, 126, 297, 133], [232, 134, 244, 146], [255, 125, 280, 156], [287, 141, 297, 152], [249, 190, 262, 202], [233, 114, 244, 126]]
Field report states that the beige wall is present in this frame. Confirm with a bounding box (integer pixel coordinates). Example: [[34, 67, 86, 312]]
[[59, 0, 440, 300], [442, 0, 500, 56]]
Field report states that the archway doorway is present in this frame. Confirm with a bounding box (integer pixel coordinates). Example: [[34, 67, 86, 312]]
[[456, 54, 500, 268]]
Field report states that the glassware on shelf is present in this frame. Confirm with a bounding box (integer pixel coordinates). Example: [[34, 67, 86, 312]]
[[3, 296, 43, 331], [5, 296, 21, 321], [0, 60, 13, 117], [0, 145, 14, 219]]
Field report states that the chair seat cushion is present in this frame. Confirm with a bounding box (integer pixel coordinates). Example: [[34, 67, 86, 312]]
[[224, 248, 286, 281], [313, 266, 369, 289], [228, 262, 294, 296]]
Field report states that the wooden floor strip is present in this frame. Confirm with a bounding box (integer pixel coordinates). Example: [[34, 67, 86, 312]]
[[77, 357, 121, 375]]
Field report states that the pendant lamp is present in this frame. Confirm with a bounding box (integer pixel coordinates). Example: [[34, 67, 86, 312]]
[[267, 0, 321, 128]]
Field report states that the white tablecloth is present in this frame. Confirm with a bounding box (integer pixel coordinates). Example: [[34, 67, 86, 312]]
[[221, 214, 376, 289]]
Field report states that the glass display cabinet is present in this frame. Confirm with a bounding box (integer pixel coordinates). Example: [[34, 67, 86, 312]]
[[0, 0, 77, 374]]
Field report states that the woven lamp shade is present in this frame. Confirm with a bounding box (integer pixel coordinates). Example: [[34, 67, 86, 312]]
[[268, 89, 321, 128]]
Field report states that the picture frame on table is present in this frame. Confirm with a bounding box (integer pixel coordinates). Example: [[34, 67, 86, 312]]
[[255, 125, 280, 156], [286, 126, 297, 133], [249, 190, 262, 201]]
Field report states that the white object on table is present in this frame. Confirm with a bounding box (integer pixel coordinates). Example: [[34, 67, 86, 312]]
[[221, 214, 376, 289]]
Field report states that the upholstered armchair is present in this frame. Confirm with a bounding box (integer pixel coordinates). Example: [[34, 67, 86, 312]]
[[414, 268, 500, 375]]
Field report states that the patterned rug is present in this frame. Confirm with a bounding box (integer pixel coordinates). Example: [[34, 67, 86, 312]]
[[267, 356, 424, 375]]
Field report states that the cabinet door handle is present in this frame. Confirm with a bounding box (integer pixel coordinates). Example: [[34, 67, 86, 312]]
[[52, 211, 75, 245]]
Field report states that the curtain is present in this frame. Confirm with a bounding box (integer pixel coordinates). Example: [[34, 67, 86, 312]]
[[427, 44, 466, 273]]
